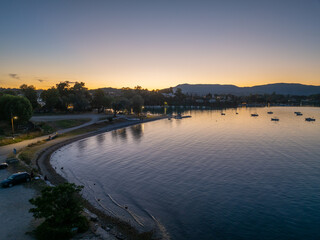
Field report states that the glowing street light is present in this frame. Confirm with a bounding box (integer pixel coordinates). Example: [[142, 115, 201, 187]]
[[11, 114, 18, 138]]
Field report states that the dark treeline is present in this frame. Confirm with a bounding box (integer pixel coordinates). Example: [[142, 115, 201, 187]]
[[1, 82, 320, 123]]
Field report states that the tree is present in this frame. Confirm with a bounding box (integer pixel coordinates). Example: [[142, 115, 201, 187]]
[[20, 84, 39, 110], [2, 89, 17, 96], [174, 88, 186, 104], [131, 94, 144, 115], [112, 97, 130, 116], [55, 81, 92, 111], [0, 94, 33, 123], [55, 81, 71, 110], [69, 82, 91, 111], [56, 81, 71, 98], [29, 183, 88, 240], [40, 87, 60, 111], [91, 89, 112, 113]]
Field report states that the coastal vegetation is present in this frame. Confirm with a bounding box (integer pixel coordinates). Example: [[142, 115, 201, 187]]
[[29, 183, 88, 240]]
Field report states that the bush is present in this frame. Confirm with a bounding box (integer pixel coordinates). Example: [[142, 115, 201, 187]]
[[29, 183, 89, 240], [34, 222, 73, 240], [19, 152, 31, 164]]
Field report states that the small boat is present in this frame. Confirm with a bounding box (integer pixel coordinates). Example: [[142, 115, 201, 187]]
[[267, 111, 273, 114], [221, 113, 225, 115], [251, 113, 259, 117], [295, 112, 303, 116], [305, 117, 316, 122], [271, 117, 279, 121]]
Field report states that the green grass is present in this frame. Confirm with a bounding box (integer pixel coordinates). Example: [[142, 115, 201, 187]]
[[46, 118, 90, 129], [61, 118, 125, 137], [0, 131, 44, 146], [17, 140, 46, 166], [0, 119, 90, 146]]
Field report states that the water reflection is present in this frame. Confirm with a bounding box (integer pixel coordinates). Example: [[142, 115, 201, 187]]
[[77, 139, 87, 152], [95, 133, 105, 145], [130, 124, 144, 141], [111, 128, 127, 141]]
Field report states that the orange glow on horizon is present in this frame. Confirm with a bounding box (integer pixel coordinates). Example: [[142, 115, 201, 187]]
[[1, 77, 320, 90]]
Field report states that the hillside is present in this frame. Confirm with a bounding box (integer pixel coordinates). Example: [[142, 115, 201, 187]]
[[173, 83, 320, 96]]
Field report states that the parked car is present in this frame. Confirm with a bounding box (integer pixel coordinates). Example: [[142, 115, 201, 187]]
[[0, 163, 9, 169], [5, 158, 19, 164], [1, 172, 31, 187]]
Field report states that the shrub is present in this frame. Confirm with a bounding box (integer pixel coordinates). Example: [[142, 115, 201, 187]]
[[19, 152, 31, 164], [29, 183, 88, 240]]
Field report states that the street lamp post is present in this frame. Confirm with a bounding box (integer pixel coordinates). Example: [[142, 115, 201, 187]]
[[11, 113, 18, 139]]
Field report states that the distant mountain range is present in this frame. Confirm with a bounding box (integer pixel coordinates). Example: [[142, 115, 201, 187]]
[[173, 83, 320, 96]]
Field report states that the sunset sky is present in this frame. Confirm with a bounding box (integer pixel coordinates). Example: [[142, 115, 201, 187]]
[[0, 0, 319, 90]]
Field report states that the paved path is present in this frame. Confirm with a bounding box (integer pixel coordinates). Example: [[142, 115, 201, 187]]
[[0, 113, 102, 160]]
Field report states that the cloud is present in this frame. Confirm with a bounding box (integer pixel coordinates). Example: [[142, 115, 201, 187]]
[[38, 79, 45, 83], [9, 73, 20, 80]]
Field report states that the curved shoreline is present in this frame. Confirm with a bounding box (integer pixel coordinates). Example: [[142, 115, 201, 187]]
[[36, 116, 167, 240]]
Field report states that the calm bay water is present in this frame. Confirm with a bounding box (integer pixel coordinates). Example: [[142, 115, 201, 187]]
[[51, 107, 320, 240]]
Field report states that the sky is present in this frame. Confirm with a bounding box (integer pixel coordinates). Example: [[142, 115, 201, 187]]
[[0, 0, 319, 90]]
